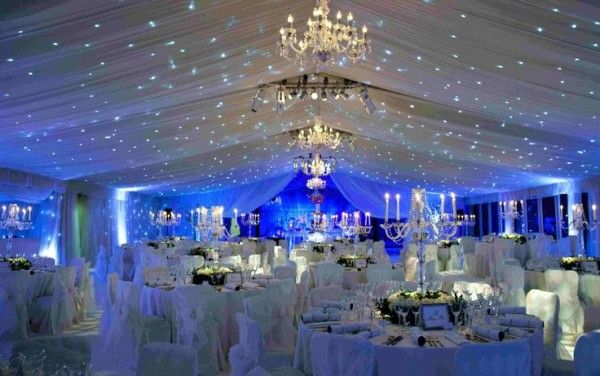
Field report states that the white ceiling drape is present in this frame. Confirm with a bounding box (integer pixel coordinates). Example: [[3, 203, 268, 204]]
[[0, 0, 598, 197]]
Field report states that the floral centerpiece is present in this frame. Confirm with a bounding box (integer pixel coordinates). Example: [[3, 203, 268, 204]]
[[0, 256, 33, 271], [336, 254, 375, 268], [188, 246, 217, 260], [500, 233, 527, 245], [376, 289, 453, 324], [437, 240, 459, 249], [559, 256, 600, 272], [191, 265, 233, 286]]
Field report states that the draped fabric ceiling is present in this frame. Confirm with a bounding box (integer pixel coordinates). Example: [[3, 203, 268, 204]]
[[1, 0, 599, 198]]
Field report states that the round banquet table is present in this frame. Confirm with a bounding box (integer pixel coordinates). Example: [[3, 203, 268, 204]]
[[140, 283, 267, 353], [294, 321, 542, 376]]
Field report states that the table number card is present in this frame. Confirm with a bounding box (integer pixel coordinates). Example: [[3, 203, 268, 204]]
[[226, 272, 242, 285], [420, 304, 452, 330], [355, 258, 367, 269]]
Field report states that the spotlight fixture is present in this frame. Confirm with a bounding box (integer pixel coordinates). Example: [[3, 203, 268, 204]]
[[251, 87, 265, 112], [357, 84, 376, 113]]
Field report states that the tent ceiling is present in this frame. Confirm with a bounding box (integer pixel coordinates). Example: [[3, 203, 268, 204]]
[[0, 0, 598, 196]]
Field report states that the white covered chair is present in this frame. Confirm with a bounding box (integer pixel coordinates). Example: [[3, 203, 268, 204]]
[[372, 241, 390, 264], [447, 244, 462, 271], [29, 266, 77, 334], [502, 261, 526, 307], [545, 270, 584, 358], [366, 264, 395, 283], [0, 270, 29, 340], [179, 255, 204, 274], [310, 332, 375, 376], [244, 291, 296, 354], [294, 256, 307, 284], [172, 284, 226, 375], [308, 285, 345, 308], [95, 244, 109, 283], [526, 289, 560, 357], [247, 254, 264, 275], [453, 339, 531, 376], [229, 313, 303, 376], [404, 256, 418, 282], [133, 248, 167, 286], [314, 263, 343, 287], [103, 280, 171, 372], [99, 272, 119, 336], [574, 330, 600, 376], [108, 245, 124, 279], [136, 342, 198, 376], [221, 255, 243, 269], [274, 265, 296, 281]]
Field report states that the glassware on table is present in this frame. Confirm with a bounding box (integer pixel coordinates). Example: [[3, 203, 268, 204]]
[[451, 302, 462, 326], [411, 305, 420, 326]]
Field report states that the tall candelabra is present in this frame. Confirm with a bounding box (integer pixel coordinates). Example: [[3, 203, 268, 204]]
[[149, 208, 181, 238], [337, 211, 371, 251], [240, 213, 260, 238], [456, 213, 477, 236], [192, 206, 231, 242], [560, 203, 598, 257], [380, 189, 460, 291], [0, 204, 33, 254]]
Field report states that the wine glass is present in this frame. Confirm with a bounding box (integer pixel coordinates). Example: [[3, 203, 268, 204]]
[[451, 301, 462, 326], [400, 306, 410, 326], [411, 305, 420, 326]]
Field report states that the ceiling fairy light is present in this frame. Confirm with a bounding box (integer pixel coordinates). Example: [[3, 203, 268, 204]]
[[277, 0, 370, 71], [250, 73, 375, 114]]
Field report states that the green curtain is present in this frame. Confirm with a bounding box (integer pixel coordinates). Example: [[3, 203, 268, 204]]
[[73, 193, 88, 260]]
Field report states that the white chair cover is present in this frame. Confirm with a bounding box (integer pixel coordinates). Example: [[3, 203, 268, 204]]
[[372, 241, 390, 264], [308, 285, 344, 308], [425, 260, 437, 284], [274, 265, 296, 280], [172, 286, 224, 375], [545, 270, 584, 356], [99, 272, 119, 336], [310, 332, 375, 376], [108, 245, 124, 279], [230, 313, 264, 376], [366, 264, 395, 283], [133, 249, 168, 286], [502, 262, 526, 307], [179, 255, 204, 274], [453, 339, 531, 376], [404, 256, 418, 282], [460, 236, 476, 254], [30, 266, 77, 334], [243, 291, 296, 352], [136, 342, 198, 376], [103, 280, 170, 372], [293, 256, 307, 284], [574, 330, 600, 376], [246, 254, 263, 274], [95, 244, 109, 283], [526, 289, 559, 357], [579, 274, 600, 307], [142, 266, 170, 286], [242, 241, 257, 258], [221, 255, 243, 269], [314, 263, 343, 287], [0, 270, 29, 340]]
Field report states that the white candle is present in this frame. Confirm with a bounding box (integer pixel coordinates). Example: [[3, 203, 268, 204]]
[[560, 205, 564, 219], [27, 206, 32, 221], [593, 204, 597, 221], [440, 194, 445, 216], [395, 194, 400, 222], [354, 211, 360, 225], [451, 192, 457, 217], [366, 212, 371, 226], [384, 193, 390, 223]]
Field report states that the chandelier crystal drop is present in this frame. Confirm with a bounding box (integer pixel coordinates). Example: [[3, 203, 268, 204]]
[[277, 0, 370, 71]]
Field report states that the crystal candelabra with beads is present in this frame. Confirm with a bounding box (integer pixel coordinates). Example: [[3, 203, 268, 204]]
[[380, 189, 461, 292], [560, 203, 598, 257], [191, 206, 232, 242], [0, 204, 33, 254], [240, 213, 260, 238], [500, 200, 524, 233], [149, 208, 181, 238], [337, 211, 372, 252]]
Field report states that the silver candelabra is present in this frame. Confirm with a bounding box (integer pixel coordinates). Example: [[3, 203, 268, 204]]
[[0, 204, 33, 254], [380, 189, 460, 291], [192, 206, 232, 242], [337, 211, 372, 251], [240, 213, 260, 238], [560, 203, 598, 257], [149, 208, 181, 238]]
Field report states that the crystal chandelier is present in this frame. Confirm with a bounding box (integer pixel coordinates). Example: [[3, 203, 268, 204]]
[[560, 203, 598, 257], [277, 0, 370, 71], [306, 176, 327, 190], [191, 206, 232, 242], [294, 116, 346, 150], [293, 153, 336, 177], [149, 208, 181, 237], [0, 204, 33, 254]]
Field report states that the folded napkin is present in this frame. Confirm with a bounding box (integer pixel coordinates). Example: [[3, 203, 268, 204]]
[[327, 322, 371, 334], [498, 306, 526, 315], [241, 281, 259, 290], [224, 283, 241, 291], [319, 300, 352, 311], [410, 327, 426, 347], [506, 327, 528, 338], [356, 328, 382, 339], [472, 324, 505, 341], [499, 314, 543, 330], [445, 331, 469, 346], [302, 310, 341, 324]]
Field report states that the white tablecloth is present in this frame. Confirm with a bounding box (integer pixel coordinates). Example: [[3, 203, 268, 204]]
[[294, 322, 542, 376], [303, 264, 368, 290], [473, 242, 493, 278]]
